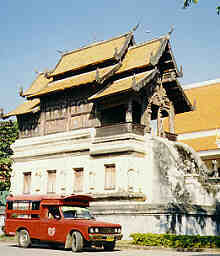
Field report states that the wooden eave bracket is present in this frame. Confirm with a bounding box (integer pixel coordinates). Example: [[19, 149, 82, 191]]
[[132, 68, 159, 92]]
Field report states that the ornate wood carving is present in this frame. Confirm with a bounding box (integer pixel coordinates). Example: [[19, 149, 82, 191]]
[[144, 78, 174, 137]]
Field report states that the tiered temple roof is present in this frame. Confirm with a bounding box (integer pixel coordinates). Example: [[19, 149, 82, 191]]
[[4, 29, 192, 119]]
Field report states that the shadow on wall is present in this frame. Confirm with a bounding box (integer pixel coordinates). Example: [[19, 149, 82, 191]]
[[154, 202, 220, 236]]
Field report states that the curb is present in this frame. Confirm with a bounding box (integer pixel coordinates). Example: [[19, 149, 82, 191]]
[[116, 241, 220, 252]]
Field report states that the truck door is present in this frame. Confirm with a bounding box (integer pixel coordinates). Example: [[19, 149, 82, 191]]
[[41, 206, 64, 243]]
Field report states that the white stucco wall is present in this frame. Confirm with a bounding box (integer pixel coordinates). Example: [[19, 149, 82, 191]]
[[10, 129, 155, 201]]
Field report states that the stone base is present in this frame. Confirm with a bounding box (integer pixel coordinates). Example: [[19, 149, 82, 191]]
[[90, 202, 220, 239]]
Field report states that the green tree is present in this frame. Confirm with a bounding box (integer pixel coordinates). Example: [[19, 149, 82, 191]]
[[0, 120, 18, 191], [183, 0, 220, 15]]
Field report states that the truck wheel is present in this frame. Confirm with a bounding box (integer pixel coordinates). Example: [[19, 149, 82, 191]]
[[103, 241, 115, 251], [71, 231, 83, 252], [17, 229, 32, 248]]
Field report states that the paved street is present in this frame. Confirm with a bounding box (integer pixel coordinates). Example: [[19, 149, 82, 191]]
[[1, 241, 220, 256]]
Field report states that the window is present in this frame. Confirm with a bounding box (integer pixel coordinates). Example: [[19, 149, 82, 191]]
[[104, 164, 116, 190], [73, 168, 84, 192], [23, 172, 31, 194], [48, 206, 61, 220], [6, 200, 40, 219], [47, 170, 56, 194]]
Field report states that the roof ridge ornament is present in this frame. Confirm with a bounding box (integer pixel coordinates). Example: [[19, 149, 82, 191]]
[[19, 86, 25, 98], [131, 22, 140, 33], [166, 25, 174, 40], [0, 108, 4, 119]]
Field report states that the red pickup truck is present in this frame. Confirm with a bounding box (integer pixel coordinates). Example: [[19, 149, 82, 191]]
[[4, 194, 122, 252]]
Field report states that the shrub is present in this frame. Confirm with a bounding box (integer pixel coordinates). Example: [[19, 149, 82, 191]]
[[130, 233, 220, 249]]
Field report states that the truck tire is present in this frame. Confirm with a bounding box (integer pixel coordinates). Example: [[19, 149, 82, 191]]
[[71, 231, 83, 252], [103, 241, 115, 251], [17, 229, 32, 248]]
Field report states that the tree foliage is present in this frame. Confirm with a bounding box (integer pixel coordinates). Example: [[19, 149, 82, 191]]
[[0, 121, 18, 191], [183, 0, 220, 15]]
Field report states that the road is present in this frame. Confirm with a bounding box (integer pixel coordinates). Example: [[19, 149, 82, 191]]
[[1, 241, 220, 256]]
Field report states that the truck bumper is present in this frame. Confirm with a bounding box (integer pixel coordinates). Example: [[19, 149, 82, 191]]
[[88, 233, 123, 242]]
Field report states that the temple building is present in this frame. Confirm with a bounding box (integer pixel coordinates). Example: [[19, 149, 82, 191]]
[[167, 78, 220, 177], [4, 28, 199, 237]]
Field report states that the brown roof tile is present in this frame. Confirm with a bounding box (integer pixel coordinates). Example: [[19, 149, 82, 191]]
[[116, 38, 162, 74], [32, 66, 115, 97], [4, 99, 40, 118], [89, 70, 155, 101], [23, 73, 51, 97], [49, 33, 129, 77]]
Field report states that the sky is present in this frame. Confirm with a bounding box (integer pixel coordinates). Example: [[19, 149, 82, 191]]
[[1, 1, 220, 115]]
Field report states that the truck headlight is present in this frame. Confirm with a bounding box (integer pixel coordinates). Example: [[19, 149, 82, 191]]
[[95, 227, 99, 233], [89, 227, 99, 233], [89, 228, 94, 233]]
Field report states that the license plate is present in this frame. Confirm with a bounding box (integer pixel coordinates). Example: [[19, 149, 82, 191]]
[[106, 236, 114, 241]]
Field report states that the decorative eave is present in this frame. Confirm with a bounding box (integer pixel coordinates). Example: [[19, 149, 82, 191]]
[[150, 37, 168, 66], [114, 31, 135, 61], [164, 79, 193, 114], [150, 28, 182, 79], [132, 68, 159, 92], [89, 69, 158, 102], [166, 41, 183, 78], [175, 79, 193, 112], [96, 61, 122, 84], [96, 29, 135, 85], [3, 99, 40, 119], [22, 73, 51, 98]]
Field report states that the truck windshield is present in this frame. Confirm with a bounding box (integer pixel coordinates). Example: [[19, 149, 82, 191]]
[[61, 206, 94, 219]]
